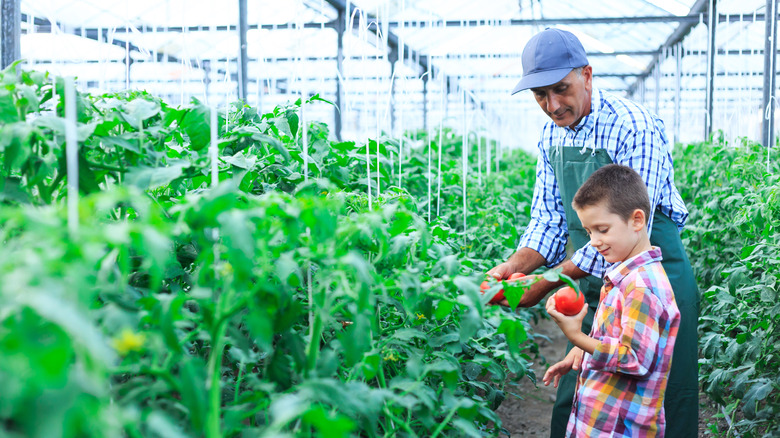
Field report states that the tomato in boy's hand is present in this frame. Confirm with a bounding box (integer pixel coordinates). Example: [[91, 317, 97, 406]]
[[553, 286, 585, 316], [481, 272, 525, 304]]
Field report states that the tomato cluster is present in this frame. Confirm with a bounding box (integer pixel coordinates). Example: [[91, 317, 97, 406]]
[[480, 272, 525, 304]]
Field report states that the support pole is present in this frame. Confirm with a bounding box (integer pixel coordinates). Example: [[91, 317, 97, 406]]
[[335, 9, 345, 140], [763, 0, 778, 148], [1, 0, 20, 69], [238, 0, 248, 102], [705, 0, 717, 140], [675, 44, 682, 145]]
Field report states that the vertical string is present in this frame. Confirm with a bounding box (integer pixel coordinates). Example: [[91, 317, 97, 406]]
[[64, 78, 79, 237], [210, 106, 219, 187], [461, 90, 468, 240]]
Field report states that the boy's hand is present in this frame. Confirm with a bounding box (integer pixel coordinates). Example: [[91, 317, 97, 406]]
[[542, 347, 583, 388], [546, 295, 588, 340]]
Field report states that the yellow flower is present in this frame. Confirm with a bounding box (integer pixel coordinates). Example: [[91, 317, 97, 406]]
[[494, 222, 499, 227], [111, 329, 146, 355], [383, 351, 400, 362], [219, 262, 233, 277], [416, 312, 426, 320]]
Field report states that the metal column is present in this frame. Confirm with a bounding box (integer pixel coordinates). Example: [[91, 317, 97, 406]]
[[675, 44, 682, 145], [1, 0, 21, 69], [238, 0, 248, 102], [705, 0, 717, 140], [334, 9, 345, 140], [763, 0, 778, 148]]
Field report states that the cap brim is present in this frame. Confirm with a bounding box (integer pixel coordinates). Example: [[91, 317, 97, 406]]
[[510, 67, 575, 95]]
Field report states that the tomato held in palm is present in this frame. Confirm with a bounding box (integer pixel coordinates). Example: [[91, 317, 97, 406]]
[[553, 286, 585, 316]]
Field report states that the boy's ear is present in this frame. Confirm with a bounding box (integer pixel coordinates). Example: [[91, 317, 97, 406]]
[[631, 209, 646, 231]]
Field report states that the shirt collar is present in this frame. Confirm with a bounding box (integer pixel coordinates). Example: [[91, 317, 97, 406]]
[[604, 246, 663, 288]]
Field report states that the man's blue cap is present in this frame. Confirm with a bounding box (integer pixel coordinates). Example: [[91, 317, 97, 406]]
[[511, 28, 589, 95]]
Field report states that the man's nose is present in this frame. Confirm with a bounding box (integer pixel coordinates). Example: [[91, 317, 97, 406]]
[[546, 94, 561, 113]]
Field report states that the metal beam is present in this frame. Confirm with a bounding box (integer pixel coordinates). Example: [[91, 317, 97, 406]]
[[376, 13, 767, 28], [629, 0, 710, 96], [45, 13, 767, 35], [1, 0, 21, 69]]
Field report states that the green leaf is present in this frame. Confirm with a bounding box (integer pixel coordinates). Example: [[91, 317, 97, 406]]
[[303, 405, 355, 438], [743, 379, 773, 419], [0, 88, 19, 123], [182, 102, 212, 151], [125, 163, 186, 190], [178, 357, 208, 432], [121, 98, 160, 130], [497, 318, 528, 359]]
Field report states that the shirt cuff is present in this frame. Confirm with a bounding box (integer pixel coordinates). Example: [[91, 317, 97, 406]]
[[571, 245, 608, 277]]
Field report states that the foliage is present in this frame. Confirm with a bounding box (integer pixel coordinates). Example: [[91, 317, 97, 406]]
[[0, 62, 544, 437], [674, 138, 780, 437]]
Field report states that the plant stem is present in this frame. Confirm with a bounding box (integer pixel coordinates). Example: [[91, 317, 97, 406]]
[[429, 402, 460, 438], [205, 318, 228, 438]]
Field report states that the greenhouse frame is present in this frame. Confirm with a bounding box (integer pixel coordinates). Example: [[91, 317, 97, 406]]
[[3, 0, 779, 149]]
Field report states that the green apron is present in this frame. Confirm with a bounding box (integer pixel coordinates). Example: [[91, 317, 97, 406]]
[[548, 145, 700, 438]]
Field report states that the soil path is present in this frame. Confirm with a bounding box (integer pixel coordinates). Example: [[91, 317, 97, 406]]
[[496, 315, 568, 436]]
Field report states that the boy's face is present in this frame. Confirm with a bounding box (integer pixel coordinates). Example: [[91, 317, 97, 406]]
[[575, 201, 647, 264]]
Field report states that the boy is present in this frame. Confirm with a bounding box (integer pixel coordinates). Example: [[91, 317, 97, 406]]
[[542, 164, 681, 437]]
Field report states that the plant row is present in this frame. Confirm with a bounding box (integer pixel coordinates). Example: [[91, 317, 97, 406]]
[[674, 138, 780, 437], [0, 63, 544, 437]]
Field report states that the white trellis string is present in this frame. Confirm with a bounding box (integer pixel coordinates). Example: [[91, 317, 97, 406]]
[[64, 77, 79, 237], [437, 72, 444, 218], [461, 89, 468, 240], [210, 105, 219, 187]]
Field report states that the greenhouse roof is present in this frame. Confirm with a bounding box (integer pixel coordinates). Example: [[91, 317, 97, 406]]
[[16, 0, 778, 148]]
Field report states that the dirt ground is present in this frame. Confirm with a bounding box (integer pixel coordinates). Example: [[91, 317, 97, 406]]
[[496, 312, 726, 437]]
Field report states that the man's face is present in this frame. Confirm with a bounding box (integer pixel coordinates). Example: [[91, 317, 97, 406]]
[[530, 65, 593, 129]]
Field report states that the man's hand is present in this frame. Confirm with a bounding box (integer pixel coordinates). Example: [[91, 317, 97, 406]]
[[542, 347, 583, 388]]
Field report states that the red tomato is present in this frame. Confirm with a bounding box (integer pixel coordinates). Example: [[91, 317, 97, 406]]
[[481, 273, 525, 304], [507, 272, 526, 281], [553, 286, 585, 316]]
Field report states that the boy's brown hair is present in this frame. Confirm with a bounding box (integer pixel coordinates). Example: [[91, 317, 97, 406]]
[[572, 164, 651, 222]]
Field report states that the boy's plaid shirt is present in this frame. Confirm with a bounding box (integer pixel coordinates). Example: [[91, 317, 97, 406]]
[[567, 247, 680, 437]]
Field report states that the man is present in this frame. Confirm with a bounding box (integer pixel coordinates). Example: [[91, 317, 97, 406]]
[[487, 28, 699, 437]]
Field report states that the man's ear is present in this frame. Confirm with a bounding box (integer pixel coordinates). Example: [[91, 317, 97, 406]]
[[631, 209, 646, 231]]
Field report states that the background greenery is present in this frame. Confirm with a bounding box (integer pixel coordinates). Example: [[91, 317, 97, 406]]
[[675, 138, 780, 437]]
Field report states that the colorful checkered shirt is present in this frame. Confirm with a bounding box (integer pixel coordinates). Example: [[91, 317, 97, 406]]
[[518, 89, 688, 278], [567, 247, 680, 437]]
